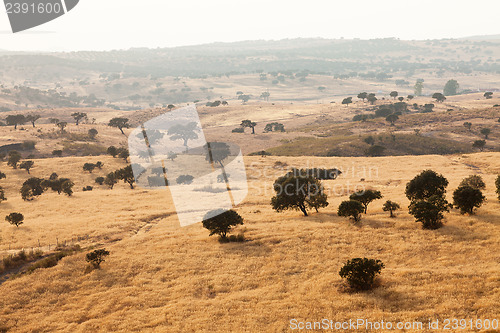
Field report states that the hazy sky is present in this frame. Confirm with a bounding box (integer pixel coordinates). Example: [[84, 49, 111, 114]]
[[1, 0, 500, 51]]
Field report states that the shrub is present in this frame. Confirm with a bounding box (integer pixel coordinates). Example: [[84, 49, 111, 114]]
[[459, 175, 486, 190], [21, 140, 36, 150], [19, 160, 34, 174], [83, 163, 96, 173], [365, 145, 385, 157], [6, 213, 24, 227], [271, 172, 328, 216], [107, 146, 118, 157], [339, 258, 384, 290], [117, 148, 129, 161], [86, 249, 110, 269], [95, 176, 105, 185], [337, 200, 364, 222], [202, 209, 243, 240], [88, 128, 98, 139], [176, 174, 194, 185], [0, 187, 6, 203], [409, 195, 449, 229], [453, 185, 485, 215], [104, 172, 118, 189], [61, 180, 75, 196], [83, 186, 93, 192], [52, 149, 63, 157], [232, 127, 244, 133], [349, 189, 383, 214]]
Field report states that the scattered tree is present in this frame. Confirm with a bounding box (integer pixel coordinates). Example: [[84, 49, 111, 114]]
[[271, 172, 328, 216], [472, 140, 486, 151], [386, 114, 399, 126], [5, 114, 26, 129], [432, 92, 446, 102], [104, 172, 118, 189], [390, 91, 398, 100], [484, 92, 493, 99], [382, 200, 400, 217], [463, 122, 472, 131], [339, 258, 384, 291], [167, 151, 178, 161], [5, 212, 24, 227], [7, 151, 22, 169], [168, 122, 200, 149], [115, 165, 135, 189], [107, 146, 118, 157], [202, 209, 243, 240], [405, 170, 448, 202], [342, 97, 353, 107], [56, 121, 67, 133], [357, 92, 367, 102], [20, 177, 45, 201], [83, 163, 96, 173], [337, 200, 364, 222], [240, 120, 257, 134], [349, 190, 383, 214], [95, 176, 105, 185], [409, 195, 449, 229], [176, 174, 194, 185], [453, 185, 485, 215], [71, 112, 87, 125], [86, 249, 110, 269], [443, 79, 459, 96], [25, 114, 41, 128], [108, 117, 129, 134], [19, 161, 34, 174], [480, 128, 491, 140], [88, 128, 98, 139], [459, 175, 486, 190]]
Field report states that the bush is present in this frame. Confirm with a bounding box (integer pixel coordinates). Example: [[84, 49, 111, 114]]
[[232, 127, 244, 133], [19, 160, 34, 174], [176, 174, 194, 185], [202, 209, 243, 240], [83, 186, 93, 192], [337, 200, 364, 222], [83, 163, 96, 173], [405, 170, 448, 201], [86, 249, 110, 269], [95, 177, 105, 185], [107, 146, 118, 157], [339, 258, 384, 290], [459, 175, 486, 190], [0, 187, 6, 203], [22, 140, 36, 150], [21, 177, 45, 200], [452, 185, 485, 215], [382, 200, 400, 217], [5, 212, 24, 227], [7, 151, 21, 169]]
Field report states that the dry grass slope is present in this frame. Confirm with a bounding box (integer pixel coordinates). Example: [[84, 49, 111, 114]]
[[0, 153, 498, 332]]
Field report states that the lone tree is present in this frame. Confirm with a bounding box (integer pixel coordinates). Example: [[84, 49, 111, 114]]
[[6, 212, 24, 227], [342, 97, 353, 107], [453, 185, 485, 215], [459, 175, 486, 190], [386, 114, 399, 126], [390, 91, 398, 100], [202, 209, 243, 240], [7, 151, 22, 169], [271, 171, 328, 216], [168, 122, 200, 149], [382, 200, 400, 217], [337, 200, 364, 222], [240, 120, 257, 134], [5, 114, 26, 129], [472, 140, 486, 151], [108, 117, 129, 134], [480, 128, 491, 140], [115, 165, 135, 189], [443, 79, 459, 96], [405, 170, 448, 202], [25, 114, 41, 128], [71, 112, 87, 125], [339, 258, 384, 291], [21, 177, 45, 201], [409, 195, 449, 229], [86, 249, 110, 269], [349, 190, 383, 214], [19, 160, 34, 174], [432, 92, 446, 102]]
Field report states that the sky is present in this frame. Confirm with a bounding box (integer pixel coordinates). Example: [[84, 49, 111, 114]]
[[1, 0, 500, 52]]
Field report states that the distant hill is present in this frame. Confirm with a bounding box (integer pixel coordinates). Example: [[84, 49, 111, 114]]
[[461, 34, 500, 40]]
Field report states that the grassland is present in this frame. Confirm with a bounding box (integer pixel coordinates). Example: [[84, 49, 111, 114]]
[[0, 152, 498, 332]]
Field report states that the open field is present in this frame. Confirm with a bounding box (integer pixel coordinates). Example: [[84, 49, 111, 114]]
[[0, 152, 499, 332]]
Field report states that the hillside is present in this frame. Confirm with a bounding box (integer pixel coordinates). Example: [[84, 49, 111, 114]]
[[0, 153, 499, 332]]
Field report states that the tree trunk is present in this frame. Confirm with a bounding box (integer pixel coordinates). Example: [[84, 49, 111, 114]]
[[299, 204, 308, 216]]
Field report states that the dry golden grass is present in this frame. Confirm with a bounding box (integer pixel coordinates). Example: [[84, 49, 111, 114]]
[[0, 152, 498, 332]]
